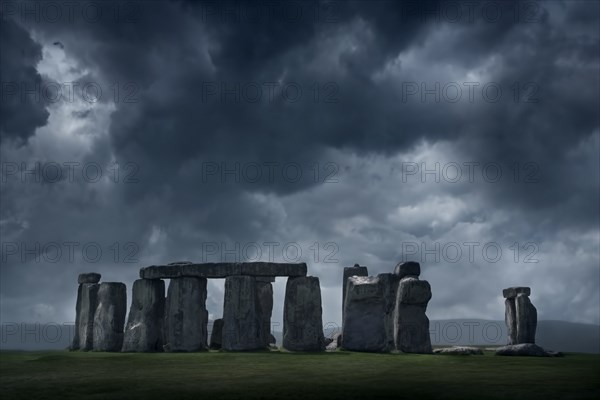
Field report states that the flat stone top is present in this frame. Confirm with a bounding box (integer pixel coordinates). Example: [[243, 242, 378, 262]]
[[140, 262, 307, 279], [503, 287, 531, 298], [78, 272, 101, 284]]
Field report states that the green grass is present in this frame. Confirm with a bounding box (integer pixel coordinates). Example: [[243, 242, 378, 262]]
[[1, 350, 599, 399]]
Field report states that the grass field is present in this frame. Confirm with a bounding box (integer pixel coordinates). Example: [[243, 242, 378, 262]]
[[1, 350, 599, 399]]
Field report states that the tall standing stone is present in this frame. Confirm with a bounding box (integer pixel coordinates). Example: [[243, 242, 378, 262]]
[[394, 270, 432, 354], [122, 279, 165, 352], [93, 282, 127, 352], [342, 264, 368, 321], [74, 282, 100, 351], [283, 276, 326, 351], [256, 279, 274, 347], [342, 275, 396, 352], [209, 319, 224, 350], [222, 275, 264, 351], [503, 287, 537, 344], [164, 277, 208, 352]]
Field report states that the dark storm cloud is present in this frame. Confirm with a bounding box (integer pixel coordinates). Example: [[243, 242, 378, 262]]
[[0, 17, 49, 143], [0, 0, 598, 327]]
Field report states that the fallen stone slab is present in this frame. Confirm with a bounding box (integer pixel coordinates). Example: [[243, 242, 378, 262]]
[[78, 272, 101, 284], [433, 346, 484, 355], [140, 262, 306, 279], [122, 279, 165, 352], [93, 282, 127, 352], [495, 343, 561, 357], [502, 287, 531, 299]]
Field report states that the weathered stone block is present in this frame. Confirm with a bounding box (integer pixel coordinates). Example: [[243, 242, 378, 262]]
[[140, 262, 306, 279], [122, 279, 165, 352], [394, 277, 432, 354], [394, 261, 420, 279], [164, 277, 208, 352], [396, 277, 431, 305], [505, 298, 517, 345], [502, 286, 531, 299], [342, 264, 368, 320], [256, 280, 274, 347], [222, 275, 264, 351], [209, 319, 224, 350], [283, 276, 325, 351], [73, 283, 99, 351], [342, 276, 390, 352], [78, 272, 101, 284], [516, 293, 537, 343], [93, 282, 127, 352]]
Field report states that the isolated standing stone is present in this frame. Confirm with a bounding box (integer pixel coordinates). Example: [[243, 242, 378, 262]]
[[122, 279, 165, 352], [394, 277, 432, 354], [342, 276, 390, 352], [73, 282, 99, 351], [209, 319, 224, 350], [283, 276, 326, 351], [164, 277, 208, 352], [93, 282, 127, 352], [342, 264, 368, 320], [222, 275, 264, 351], [502, 287, 537, 345], [256, 280, 274, 347]]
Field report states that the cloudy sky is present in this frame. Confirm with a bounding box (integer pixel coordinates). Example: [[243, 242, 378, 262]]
[[1, 0, 599, 332]]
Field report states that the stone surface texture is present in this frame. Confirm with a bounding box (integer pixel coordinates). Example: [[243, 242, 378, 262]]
[[164, 277, 208, 352], [222, 275, 264, 351], [93, 282, 127, 352], [283, 276, 326, 351], [122, 279, 165, 352]]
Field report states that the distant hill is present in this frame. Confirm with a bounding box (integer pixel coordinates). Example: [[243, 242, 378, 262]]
[[2, 320, 598, 353]]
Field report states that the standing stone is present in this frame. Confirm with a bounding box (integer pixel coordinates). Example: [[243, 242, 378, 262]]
[[256, 280, 274, 347], [122, 279, 165, 352], [93, 282, 127, 352], [394, 276, 432, 354], [74, 283, 99, 351], [342, 276, 390, 352], [283, 276, 326, 351], [209, 319, 224, 350], [222, 275, 264, 351], [502, 287, 537, 344], [516, 293, 537, 343], [379, 273, 400, 351], [505, 298, 517, 345], [164, 277, 208, 352], [342, 264, 368, 321]]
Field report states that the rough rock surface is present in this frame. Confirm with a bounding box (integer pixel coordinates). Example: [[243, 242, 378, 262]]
[[256, 280, 274, 347], [495, 343, 561, 357], [394, 277, 432, 354], [122, 279, 165, 352], [209, 319, 224, 350], [78, 272, 101, 284], [502, 286, 531, 298], [73, 283, 99, 351], [516, 293, 537, 344], [222, 275, 264, 351], [164, 277, 208, 352], [93, 282, 127, 352], [342, 276, 392, 352], [140, 262, 306, 279], [283, 276, 326, 351], [505, 298, 517, 345], [342, 264, 369, 320], [433, 346, 484, 355], [394, 261, 421, 279]]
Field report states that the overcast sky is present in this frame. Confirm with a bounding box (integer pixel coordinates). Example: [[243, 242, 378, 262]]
[[1, 0, 599, 331]]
